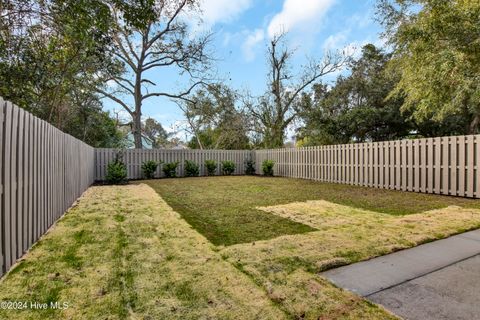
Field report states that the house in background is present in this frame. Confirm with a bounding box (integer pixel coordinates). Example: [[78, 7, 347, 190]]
[[121, 131, 189, 150], [123, 132, 154, 149]]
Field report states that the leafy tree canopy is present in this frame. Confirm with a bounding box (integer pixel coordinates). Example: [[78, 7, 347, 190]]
[[377, 0, 480, 134], [297, 44, 412, 145], [0, 0, 121, 147], [143, 117, 169, 148], [182, 84, 251, 150]]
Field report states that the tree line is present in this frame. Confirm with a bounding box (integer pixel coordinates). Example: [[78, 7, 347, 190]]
[[1, 0, 478, 149]]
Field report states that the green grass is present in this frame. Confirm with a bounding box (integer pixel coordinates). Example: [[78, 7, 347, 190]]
[[0, 185, 289, 319], [144, 177, 318, 246], [144, 176, 480, 246], [2, 179, 479, 319], [220, 197, 480, 319]]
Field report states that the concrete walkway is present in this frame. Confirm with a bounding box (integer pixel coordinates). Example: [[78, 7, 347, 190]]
[[322, 229, 480, 320]]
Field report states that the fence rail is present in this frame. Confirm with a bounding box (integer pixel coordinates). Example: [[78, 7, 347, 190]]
[[95, 148, 253, 180], [254, 135, 480, 198], [0, 98, 95, 277]]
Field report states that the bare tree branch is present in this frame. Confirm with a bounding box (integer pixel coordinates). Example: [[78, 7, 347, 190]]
[[142, 80, 205, 102], [110, 78, 135, 95], [96, 88, 133, 115], [249, 32, 349, 147], [145, 0, 188, 48]]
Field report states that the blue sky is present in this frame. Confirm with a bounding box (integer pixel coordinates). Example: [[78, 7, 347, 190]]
[[104, 0, 384, 138]]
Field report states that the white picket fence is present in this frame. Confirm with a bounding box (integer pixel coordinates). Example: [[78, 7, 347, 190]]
[[255, 135, 480, 198]]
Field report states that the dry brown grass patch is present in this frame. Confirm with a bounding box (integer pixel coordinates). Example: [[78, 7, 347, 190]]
[[0, 184, 284, 320], [218, 200, 480, 319]]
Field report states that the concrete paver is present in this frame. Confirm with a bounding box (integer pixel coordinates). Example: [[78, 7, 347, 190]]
[[322, 230, 480, 296], [369, 255, 480, 320], [321, 229, 480, 320]]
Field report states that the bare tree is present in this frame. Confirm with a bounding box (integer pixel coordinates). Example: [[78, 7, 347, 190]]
[[249, 33, 349, 148], [97, 0, 213, 148]]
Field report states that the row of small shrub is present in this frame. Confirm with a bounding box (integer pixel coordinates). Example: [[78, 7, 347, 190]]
[[139, 160, 181, 178], [139, 159, 241, 179], [106, 157, 275, 184]]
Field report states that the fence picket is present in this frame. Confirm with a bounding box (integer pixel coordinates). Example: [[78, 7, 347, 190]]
[[249, 136, 479, 199], [451, 136, 458, 195], [0, 100, 95, 277], [466, 136, 475, 197], [458, 136, 465, 196]]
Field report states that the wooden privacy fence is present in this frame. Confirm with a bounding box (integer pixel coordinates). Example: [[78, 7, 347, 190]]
[[96, 136, 480, 199], [95, 148, 253, 180], [0, 98, 95, 277], [2, 96, 480, 277], [254, 135, 480, 198]]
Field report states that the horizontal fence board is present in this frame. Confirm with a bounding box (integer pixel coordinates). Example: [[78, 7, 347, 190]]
[[254, 135, 480, 199], [1, 99, 95, 278]]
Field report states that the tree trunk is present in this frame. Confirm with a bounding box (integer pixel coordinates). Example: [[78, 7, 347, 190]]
[[133, 110, 143, 149], [469, 113, 480, 134], [133, 67, 143, 149], [192, 124, 204, 149], [195, 134, 204, 149], [264, 126, 284, 148]]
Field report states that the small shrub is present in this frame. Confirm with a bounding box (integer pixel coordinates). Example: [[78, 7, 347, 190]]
[[262, 159, 275, 176], [205, 160, 217, 176], [245, 158, 256, 175], [141, 160, 158, 179], [105, 160, 127, 184], [185, 160, 200, 177], [163, 161, 179, 178], [221, 160, 236, 176]]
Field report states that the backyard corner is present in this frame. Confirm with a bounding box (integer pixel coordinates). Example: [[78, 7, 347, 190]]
[[1, 177, 480, 319]]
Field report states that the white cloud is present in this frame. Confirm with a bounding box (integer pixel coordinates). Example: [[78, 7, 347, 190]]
[[222, 32, 233, 46], [343, 42, 359, 57], [242, 29, 265, 62], [322, 30, 349, 50], [267, 0, 336, 38], [106, 79, 116, 88], [350, 12, 373, 29], [199, 0, 253, 27]]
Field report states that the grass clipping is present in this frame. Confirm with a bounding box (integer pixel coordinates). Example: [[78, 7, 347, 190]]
[[219, 200, 480, 319], [0, 184, 283, 320]]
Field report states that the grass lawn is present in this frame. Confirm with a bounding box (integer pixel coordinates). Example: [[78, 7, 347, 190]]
[[0, 183, 394, 320], [1, 176, 479, 319], [146, 176, 480, 319], [146, 176, 480, 246], [0, 185, 285, 319]]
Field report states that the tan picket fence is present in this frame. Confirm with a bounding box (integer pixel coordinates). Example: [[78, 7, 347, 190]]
[[254, 136, 480, 198], [96, 135, 480, 199], [95, 148, 253, 180], [0, 98, 95, 277]]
